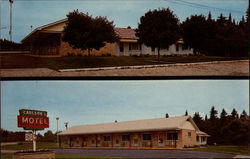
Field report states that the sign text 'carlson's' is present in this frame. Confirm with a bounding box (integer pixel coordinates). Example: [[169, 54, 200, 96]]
[[18, 115, 49, 128]]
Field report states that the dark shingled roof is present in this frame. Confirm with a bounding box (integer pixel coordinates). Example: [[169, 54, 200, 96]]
[[114, 27, 139, 40]]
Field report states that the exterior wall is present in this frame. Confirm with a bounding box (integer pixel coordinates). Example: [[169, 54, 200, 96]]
[[59, 40, 116, 56], [116, 42, 193, 56], [67, 130, 189, 149], [144, 44, 193, 56], [196, 136, 208, 146], [180, 129, 197, 148]]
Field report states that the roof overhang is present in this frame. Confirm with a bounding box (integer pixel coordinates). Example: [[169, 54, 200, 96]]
[[119, 39, 138, 43], [58, 127, 180, 136], [21, 18, 67, 43]]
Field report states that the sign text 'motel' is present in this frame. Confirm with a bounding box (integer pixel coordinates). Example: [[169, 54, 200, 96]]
[[17, 109, 49, 130]]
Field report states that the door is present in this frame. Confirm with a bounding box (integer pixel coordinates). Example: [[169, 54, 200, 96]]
[[158, 133, 164, 147]]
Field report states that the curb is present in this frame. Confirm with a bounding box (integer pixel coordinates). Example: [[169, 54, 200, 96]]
[[59, 60, 249, 72]]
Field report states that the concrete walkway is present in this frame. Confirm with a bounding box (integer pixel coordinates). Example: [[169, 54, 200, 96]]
[[0, 60, 249, 77]]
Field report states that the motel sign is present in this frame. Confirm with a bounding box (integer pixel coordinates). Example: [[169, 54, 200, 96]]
[[17, 109, 49, 130], [17, 109, 50, 151]]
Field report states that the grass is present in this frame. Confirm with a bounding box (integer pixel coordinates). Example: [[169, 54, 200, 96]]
[[194, 145, 250, 155], [1, 142, 69, 150], [0, 54, 247, 70]]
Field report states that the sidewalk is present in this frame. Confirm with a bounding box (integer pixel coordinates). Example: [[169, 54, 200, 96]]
[[0, 60, 249, 77]]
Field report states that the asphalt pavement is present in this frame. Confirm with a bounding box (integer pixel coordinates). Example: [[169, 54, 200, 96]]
[[52, 148, 235, 158]]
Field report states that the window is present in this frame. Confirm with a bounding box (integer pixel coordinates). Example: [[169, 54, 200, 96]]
[[83, 137, 88, 142], [151, 47, 155, 52], [176, 44, 179, 51], [122, 135, 130, 141], [188, 132, 192, 137], [119, 43, 124, 52], [103, 136, 111, 141], [129, 43, 139, 50], [142, 134, 152, 141], [116, 139, 119, 144], [182, 43, 189, 50], [196, 136, 199, 142], [167, 133, 178, 140]]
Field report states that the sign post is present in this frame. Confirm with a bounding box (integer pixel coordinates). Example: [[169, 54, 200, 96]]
[[17, 109, 49, 151]]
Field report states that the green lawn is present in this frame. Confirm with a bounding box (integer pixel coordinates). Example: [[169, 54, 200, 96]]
[[194, 145, 250, 155], [1, 142, 68, 150], [0, 54, 247, 70]]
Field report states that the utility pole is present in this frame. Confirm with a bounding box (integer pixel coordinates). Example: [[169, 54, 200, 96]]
[[9, 0, 13, 41], [56, 117, 59, 147]]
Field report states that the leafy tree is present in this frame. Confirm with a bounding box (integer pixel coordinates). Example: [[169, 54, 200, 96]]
[[63, 10, 118, 56], [136, 8, 180, 61], [43, 130, 56, 142]]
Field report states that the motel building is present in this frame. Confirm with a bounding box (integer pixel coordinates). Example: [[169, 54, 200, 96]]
[[58, 116, 209, 149], [21, 19, 193, 56]]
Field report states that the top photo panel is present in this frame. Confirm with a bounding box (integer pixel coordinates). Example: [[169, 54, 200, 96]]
[[0, 0, 249, 78]]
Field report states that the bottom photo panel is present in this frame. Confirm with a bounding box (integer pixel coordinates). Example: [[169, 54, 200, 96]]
[[1, 80, 249, 159]]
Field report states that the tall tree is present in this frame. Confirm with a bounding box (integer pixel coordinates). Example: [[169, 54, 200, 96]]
[[181, 15, 216, 55], [63, 10, 118, 56], [240, 110, 248, 120], [136, 8, 180, 61], [231, 108, 239, 120], [210, 106, 218, 120]]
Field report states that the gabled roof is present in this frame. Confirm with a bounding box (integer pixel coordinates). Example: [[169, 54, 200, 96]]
[[114, 28, 139, 40], [58, 115, 200, 136], [21, 18, 67, 43]]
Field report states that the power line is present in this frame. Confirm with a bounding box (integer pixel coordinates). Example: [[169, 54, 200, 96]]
[[165, 0, 245, 14]]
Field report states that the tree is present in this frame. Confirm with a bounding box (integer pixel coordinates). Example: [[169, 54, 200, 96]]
[[185, 110, 188, 116], [181, 15, 215, 55], [230, 108, 239, 120], [210, 106, 218, 120], [240, 110, 248, 120], [43, 130, 56, 142], [63, 10, 118, 56], [165, 113, 169, 118], [193, 112, 203, 130], [136, 8, 180, 61]]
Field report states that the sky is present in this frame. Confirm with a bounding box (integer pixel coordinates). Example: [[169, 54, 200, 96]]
[[0, 0, 248, 42], [1, 80, 249, 134]]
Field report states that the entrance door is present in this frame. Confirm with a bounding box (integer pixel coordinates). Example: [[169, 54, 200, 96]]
[[158, 133, 164, 147]]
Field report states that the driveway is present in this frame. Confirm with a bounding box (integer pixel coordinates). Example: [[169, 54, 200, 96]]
[[52, 148, 234, 158]]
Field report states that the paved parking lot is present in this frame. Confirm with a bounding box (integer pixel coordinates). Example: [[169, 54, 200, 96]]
[[53, 148, 234, 158]]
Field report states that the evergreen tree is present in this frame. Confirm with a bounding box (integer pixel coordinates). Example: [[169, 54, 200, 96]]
[[210, 106, 218, 120], [240, 110, 248, 120], [231, 108, 239, 120]]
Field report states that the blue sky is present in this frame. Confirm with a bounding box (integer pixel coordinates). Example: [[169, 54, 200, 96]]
[[0, 0, 248, 42], [1, 80, 249, 134]]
